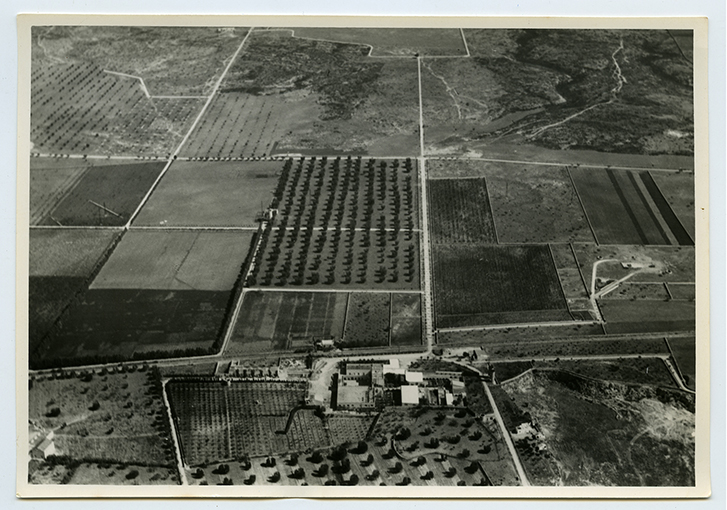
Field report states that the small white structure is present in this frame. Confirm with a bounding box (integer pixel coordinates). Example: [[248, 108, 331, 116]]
[[400, 385, 420, 405], [405, 371, 424, 385]]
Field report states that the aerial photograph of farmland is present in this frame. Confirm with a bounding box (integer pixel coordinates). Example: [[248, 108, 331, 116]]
[[24, 24, 699, 492]]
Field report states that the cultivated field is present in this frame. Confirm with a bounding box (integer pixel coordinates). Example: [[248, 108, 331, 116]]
[[134, 160, 280, 227], [427, 178, 497, 244], [28, 367, 177, 471], [599, 300, 695, 334], [289, 27, 468, 56], [432, 244, 570, 328], [31, 63, 203, 157], [271, 157, 419, 230], [33, 161, 163, 226], [500, 370, 694, 486], [667, 336, 696, 390], [650, 170, 696, 240], [91, 230, 254, 291], [33, 26, 249, 96], [167, 380, 375, 468], [225, 291, 348, 354], [341, 293, 390, 349], [570, 167, 693, 246], [484, 164, 595, 243], [227, 290, 422, 354], [32, 288, 230, 369], [548, 243, 593, 317]]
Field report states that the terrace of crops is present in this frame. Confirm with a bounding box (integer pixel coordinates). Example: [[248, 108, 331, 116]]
[[225, 291, 423, 355], [166, 380, 375, 466], [432, 244, 570, 328], [246, 157, 421, 290]]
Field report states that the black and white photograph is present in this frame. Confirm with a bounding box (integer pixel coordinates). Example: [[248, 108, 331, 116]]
[[17, 16, 710, 498]]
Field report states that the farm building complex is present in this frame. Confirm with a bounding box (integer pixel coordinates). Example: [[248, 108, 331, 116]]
[[25, 24, 699, 491]]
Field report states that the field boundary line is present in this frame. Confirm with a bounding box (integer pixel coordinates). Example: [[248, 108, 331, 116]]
[[32, 153, 160, 161], [30, 225, 124, 231], [244, 287, 423, 295], [439, 319, 601, 333], [161, 380, 189, 485], [548, 244, 575, 317], [444, 156, 692, 173], [123, 28, 255, 230], [103, 70, 151, 98], [565, 166, 600, 245], [460, 29, 471, 57], [482, 174, 500, 244], [130, 225, 261, 231]]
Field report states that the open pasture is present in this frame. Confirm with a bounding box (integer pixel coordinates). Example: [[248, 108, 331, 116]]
[[225, 291, 348, 355], [485, 164, 595, 243], [427, 178, 497, 244], [31, 63, 203, 156], [30, 161, 87, 225], [570, 167, 692, 246], [599, 300, 695, 335], [33, 26, 249, 96], [272, 157, 419, 231], [223, 31, 420, 156], [133, 160, 280, 227], [501, 369, 695, 486], [289, 27, 467, 56], [533, 358, 677, 389], [248, 227, 420, 291], [599, 282, 671, 301], [35, 162, 163, 226], [91, 230, 254, 291], [31, 288, 229, 368], [432, 244, 569, 328], [667, 283, 695, 301]]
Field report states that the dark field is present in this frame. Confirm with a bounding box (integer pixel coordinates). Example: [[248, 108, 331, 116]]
[[427, 178, 497, 244], [290, 27, 468, 56], [226, 291, 348, 355], [31, 289, 230, 369], [432, 244, 569, 328], [534, 358, 677, 388], [134, 160, 280, 227], [35, 162, 164, 226], [667, 336, 696, 390], [570, 168, 692, 246], [341, 293, 390, 349], [29, 276, 86, 351], [599, 300, 695, 334]]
